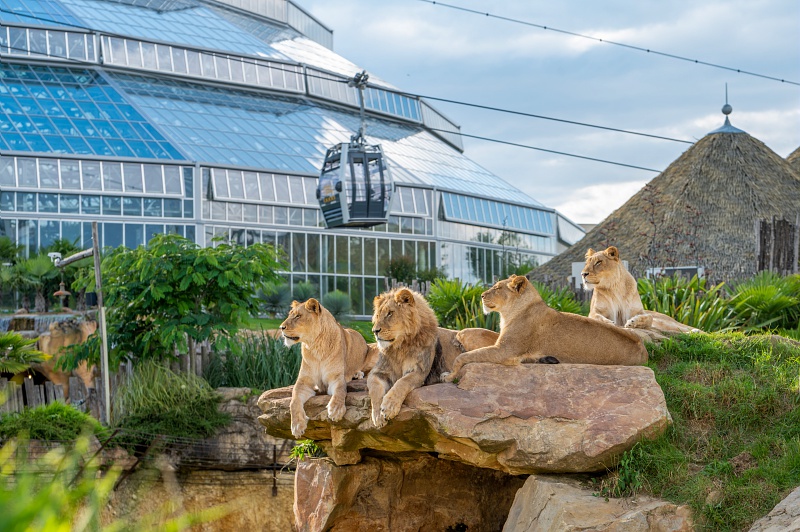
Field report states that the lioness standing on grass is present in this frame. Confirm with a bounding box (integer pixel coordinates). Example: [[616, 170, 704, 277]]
[[281, 298, 374, 438], [442, 275, 648, 382], [368, 288, 439, 428]]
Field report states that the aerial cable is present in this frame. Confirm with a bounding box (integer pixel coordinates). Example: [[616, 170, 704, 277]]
[[417, 0, 800, 87], [427, 128, 662, 173]]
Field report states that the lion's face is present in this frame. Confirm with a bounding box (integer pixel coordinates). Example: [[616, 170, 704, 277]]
[[280, 299, 323, 346], [581, 246, 621, 289], [481, 274, 539, 314], [372, 288, 418, 350]]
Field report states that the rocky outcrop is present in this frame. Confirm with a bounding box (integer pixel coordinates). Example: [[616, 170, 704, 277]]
[[294, 453, 524, 532], [35, 318, 97, 397], [749, 486, 800, 532], [258, 362, 671, 474], [503, 475, 694, 531]]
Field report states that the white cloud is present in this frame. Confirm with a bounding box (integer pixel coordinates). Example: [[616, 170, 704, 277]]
[[553, 180, 649, 224]]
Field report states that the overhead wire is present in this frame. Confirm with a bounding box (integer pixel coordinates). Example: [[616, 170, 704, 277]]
[[416, 0, 800, 87], [0, 6, 672, 172]]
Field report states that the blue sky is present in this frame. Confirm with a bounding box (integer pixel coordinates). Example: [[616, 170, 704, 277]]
[[298, 0, 800, 223]]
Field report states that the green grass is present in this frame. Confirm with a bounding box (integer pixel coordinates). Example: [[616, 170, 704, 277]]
[[0, 402, 102, 441], [604, 332, 800, 530], [205, 330, 302, 390], [112, 361, 230, 451], [243, 317, 375, 342]]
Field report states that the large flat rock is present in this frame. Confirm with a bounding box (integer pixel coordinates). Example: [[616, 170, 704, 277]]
[[503, 475, 693, 531], [749, 486, 800, 532], [258, 363, 670, 474]]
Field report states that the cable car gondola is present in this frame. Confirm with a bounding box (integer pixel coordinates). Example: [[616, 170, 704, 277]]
[[317, 71, 394, 229]]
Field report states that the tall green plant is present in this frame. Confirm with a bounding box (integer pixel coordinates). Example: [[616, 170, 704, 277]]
[[426, 278, 487, 329], [729, 272, 800, 331], [638, 274, 737, 332], [531, 281, 588, 315], [205, 332, 301, 390], [64, 234, 285, 369], [322, 290, 352, 321]]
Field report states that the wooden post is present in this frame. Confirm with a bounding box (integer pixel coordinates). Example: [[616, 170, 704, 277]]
[[35, 385, 44, 406], [0, 378, 7, 413], [92, 222, 112, 425], [69, 376, 84, 412], [23, 376, 36, 408], [794, 214, 800, 275], [44, 381, 54, 404], [15, 385, 22, 413], [54, 384, 65, 403]]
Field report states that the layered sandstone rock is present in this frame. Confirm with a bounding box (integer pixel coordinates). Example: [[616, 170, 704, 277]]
[[503, 475, 694, 531], [258, 362, 671, 474], [749, 486, 800, 532], [294, 453, 524, 532]]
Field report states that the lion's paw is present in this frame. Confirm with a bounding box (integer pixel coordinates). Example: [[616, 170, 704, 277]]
[[441, 371, 454, 383], [327, 399, 346, 422], [380, 395, 402, 422], [371, 409, 387, 429], [625, 315, 652, 329], [290, 415, 308, 439]]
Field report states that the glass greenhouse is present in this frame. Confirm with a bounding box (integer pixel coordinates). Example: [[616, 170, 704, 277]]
[[0, 0, 583, 315]]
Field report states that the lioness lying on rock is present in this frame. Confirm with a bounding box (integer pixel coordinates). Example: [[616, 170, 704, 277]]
[[281, 298, 376, 438], [442, 275, 648, 382], [368, 288, 440, 428], [582, 246, 700, 333]]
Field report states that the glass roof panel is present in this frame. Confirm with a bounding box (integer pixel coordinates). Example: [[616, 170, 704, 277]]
[[0, 0, 84, 27], [57, 0, 289, 57], [0, 63, 183, 159], [109, 73, 541, 205], [441, 192, 553, 234]]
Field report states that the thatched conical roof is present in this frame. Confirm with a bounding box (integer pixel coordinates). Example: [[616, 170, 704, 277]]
[[788, 145, 800, 176], [532, 116, 800, 282]]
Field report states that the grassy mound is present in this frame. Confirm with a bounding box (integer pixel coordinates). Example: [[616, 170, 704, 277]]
[[607, 332, 800, 530], [0, 402, 102, 441]]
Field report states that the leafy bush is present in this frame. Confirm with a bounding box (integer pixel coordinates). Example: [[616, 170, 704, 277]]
[[385, 255, 416, 284], [290, 439, 326, 462], [0, 331, 50, 374], [416, 266, 446, 283], [205, 331, 301, 390], [322, 290, 352, 321], [532, 281, 588, 316], [614, 332, 800, 530], [262, 281, 293, 315], [427, 278, 488, 329], [0, 402, 101, 441], [292, 281, 317, 303], [112, 361, 230, 450], [729, 272, 800, 331], [638, 274, 738, 332]]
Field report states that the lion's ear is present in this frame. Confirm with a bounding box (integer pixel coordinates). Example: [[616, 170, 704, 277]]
[[290, 300, 301, 309], [394, 288, 415, 306], [604, 246, 620, 261], [304, 298, 321, 314], [509, 275, 528, 293], [585, 248, 596, 260]]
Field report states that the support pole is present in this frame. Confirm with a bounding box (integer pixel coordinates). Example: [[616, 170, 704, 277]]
[[92, 222, 112, 425]]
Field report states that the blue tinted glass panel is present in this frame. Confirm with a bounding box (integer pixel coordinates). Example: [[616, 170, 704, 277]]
[[0, 0, 85, 27], [58, 0, 287, 58], [0, 64, 181, 159]]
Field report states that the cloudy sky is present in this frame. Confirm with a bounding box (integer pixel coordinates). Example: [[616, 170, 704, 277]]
[[297, 0, 800, 224]]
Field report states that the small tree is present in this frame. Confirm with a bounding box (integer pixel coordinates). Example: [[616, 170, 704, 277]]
[[64, 234, 285, 369], [17, 254, 58, 313], [385, 255, 416, 284], [0, 331, 50, 373]]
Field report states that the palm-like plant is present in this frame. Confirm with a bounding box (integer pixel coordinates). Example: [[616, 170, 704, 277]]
[[0, 331, 50, 373], [18, 255, 58, 313], [0, 264, 19, 310]]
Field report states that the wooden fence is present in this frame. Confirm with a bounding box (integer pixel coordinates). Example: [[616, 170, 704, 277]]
[[756, 216, 800, 276], [0, 377, 65, 414]]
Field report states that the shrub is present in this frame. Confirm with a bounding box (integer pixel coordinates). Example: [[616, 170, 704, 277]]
[[292, 281, 317, 303], [322, 290, 352, 321], [205, 331, 301, 390], [426, 278, 490, 330], [531, 281, 588, 315], [0, 331, 50, 374], [385, 255, 416, 284], [729, 272, 800, 331], [638, 274, 738, 332], [0, 402, 101, 441], [112, 361, 230, 450], [262, 281, 293, 315]]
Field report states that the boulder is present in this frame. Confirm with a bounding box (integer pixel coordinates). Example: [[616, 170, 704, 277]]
[[35, 318, 97, 397], [259, 363, 670, 474], [503, 475, 693, 531], [172, 388, 294, 470], [294, 453, 524, 532], [749, 486, 800, 532]]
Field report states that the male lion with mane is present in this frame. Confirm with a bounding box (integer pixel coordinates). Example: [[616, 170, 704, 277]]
[[582, 246, 699, 333], [442, 275, 647, 382], [281, 298, 376, 438], [368, 287, 440, 428]]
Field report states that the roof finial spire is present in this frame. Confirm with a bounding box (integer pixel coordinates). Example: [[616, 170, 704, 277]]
[[722, 83, 732, 116]]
